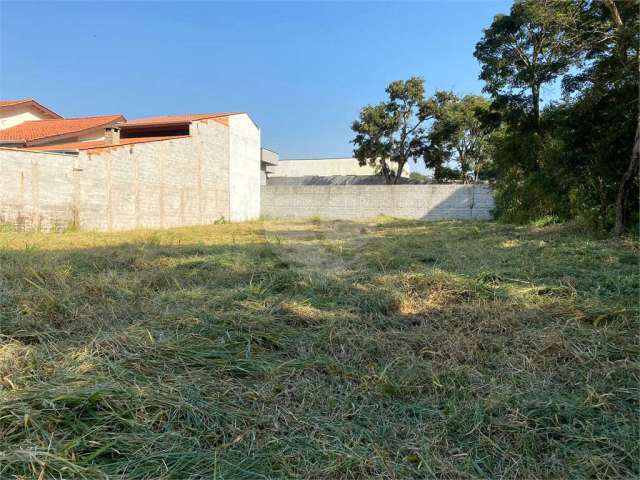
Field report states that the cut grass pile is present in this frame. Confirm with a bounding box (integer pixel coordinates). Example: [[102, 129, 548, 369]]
[[0, 219, 638, 478]]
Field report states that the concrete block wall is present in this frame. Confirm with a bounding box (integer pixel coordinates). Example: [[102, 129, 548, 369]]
[[78, 119, 230, 231], [0, 148, 77, 231], [261, 184, 494, 221], [0, 118, 234, 232], [1, 135, 490, 231]]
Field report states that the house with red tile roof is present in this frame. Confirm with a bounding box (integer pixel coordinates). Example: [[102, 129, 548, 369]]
[[0, 114, 125, 148], [0, 102, 252, 153], [0, 99, 62, 130]]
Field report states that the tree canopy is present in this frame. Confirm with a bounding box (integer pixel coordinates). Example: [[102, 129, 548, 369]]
[[474, 0, 638, 233], [351, 77, 432, 184], [474, 0, 576, 128], [426, 92, 492, 183]]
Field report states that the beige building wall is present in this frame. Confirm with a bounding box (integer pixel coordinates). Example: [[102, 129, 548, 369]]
[[0, 105, 53, 130], [78, 129, 107, 142], [272, 158, 411, 178], [28, 126, 116, 148]]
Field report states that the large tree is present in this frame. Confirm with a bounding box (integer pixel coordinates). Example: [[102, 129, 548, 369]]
[[351, 77, 432, 184], [583, 0, 638, 235], [426, 92, 493, 183], [558, 0, 638, 234], [476, 0, 638, 233], [474, 0, 575, 128]]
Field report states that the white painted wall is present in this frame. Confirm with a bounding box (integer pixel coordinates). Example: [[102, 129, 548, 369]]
[[0, 105, 52, 130], [228, 114, 261, 221], [272, 158, 411, 178]]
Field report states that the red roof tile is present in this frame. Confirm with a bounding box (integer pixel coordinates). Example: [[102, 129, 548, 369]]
[[26, 135, 190, 152], [0, 114, 124, 143], [121, 113, 238, 127], [0, 99, 30, 107], [0, 99, 62, 119]]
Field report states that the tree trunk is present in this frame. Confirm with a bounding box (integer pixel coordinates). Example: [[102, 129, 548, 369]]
[[604, 0, 628, 63], [604, 0, 623, 29], [606, 0, 635, 235], [393, 159, 406, 184], [613, 120, 640, 236], [532, 83, 540, 129], [458, 149, 467, 183], [380, 159, 392, 184]]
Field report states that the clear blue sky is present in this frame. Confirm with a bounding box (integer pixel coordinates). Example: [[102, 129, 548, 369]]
[[0, 0, 511, 170]]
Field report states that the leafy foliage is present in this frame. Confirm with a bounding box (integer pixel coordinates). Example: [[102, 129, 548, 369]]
[[408, 171, 429, 184], [474, 0, 576, 127], [351, 77, 432, 184], [349, 1, 636, 233], [426, 92, 493, 182], [475, 0, 639, 233]]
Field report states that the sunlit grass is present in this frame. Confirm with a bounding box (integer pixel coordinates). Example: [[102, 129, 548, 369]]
[[0, 219, 637, 478]]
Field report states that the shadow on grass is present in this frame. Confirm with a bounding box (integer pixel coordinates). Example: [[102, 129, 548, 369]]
[[0, 220, 638, 479]]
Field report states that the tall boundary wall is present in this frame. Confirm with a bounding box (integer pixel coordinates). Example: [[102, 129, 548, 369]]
[[76, 119, 231, 231], [1, 147, 492, 231], [0, 114, 263, 232], [0, 117, 237, 232], [261, 184, 494, 221], [0, 149, 76, 231]]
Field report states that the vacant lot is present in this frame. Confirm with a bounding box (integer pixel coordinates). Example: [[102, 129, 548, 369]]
[[0, 219, 637, 479]]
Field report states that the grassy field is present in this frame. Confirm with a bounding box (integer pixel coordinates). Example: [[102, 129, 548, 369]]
[[0, 219, 638, 479]]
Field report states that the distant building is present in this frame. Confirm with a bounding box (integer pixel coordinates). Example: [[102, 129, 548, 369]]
[[269, 157, 410, 181], [0, 99, 124, 149], [260, 148, 279, 186]]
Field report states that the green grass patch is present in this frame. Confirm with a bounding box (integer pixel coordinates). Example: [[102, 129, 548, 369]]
[[0, 220, 637, 478]]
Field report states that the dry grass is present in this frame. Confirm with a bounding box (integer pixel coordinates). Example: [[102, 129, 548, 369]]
[[0, 219, 638, 479]]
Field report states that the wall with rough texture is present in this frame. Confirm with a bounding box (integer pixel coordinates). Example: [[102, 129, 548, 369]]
[[0, 148, 77, 231], [261, 184, 494, 221], [228, 114, 261, 221], [2, 132, 488, 231], [77, 119, 230, 231], [0, 118, 232, 232]]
